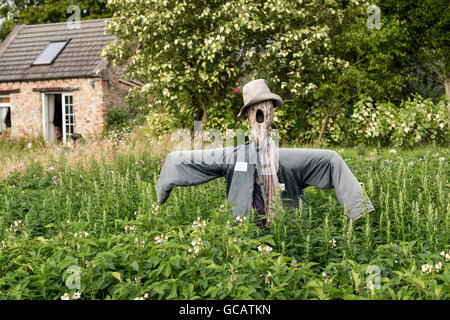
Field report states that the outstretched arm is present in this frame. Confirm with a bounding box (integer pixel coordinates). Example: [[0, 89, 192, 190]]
[[281, 148, 374, 220], [156, 148, 227, 204]]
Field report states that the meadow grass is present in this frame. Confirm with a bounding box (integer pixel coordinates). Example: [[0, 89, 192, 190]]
[[0, 134, 448, 300]]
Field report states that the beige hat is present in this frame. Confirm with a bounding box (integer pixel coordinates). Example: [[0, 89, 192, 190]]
[[237, 79, 283, 120]]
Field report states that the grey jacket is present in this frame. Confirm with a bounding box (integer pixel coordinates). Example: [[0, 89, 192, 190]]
[[156, 140, 374, 220]]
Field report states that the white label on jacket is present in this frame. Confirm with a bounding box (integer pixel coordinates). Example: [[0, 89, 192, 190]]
[[234, 162, 248, 172], [279, 183, 286, 191]]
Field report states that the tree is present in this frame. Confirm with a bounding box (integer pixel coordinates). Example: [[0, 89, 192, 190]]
[[0, 0, 111, 42], [102, 0, 407, 145], [102, 0, 270, 129], [242, 0, 407, 145], [377, 0, 450, 99]]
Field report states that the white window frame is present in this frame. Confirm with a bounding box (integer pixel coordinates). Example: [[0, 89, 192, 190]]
[[0, 95, 11, 133], [0, 95, 10, 107], [62, 93, 75, 144]]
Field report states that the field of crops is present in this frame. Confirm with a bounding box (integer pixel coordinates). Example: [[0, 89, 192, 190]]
[[0, 138, 448, 300]]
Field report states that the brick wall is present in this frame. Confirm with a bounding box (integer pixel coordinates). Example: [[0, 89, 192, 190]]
[[0, 78, 105, 139], [0, 65, 133, 142]]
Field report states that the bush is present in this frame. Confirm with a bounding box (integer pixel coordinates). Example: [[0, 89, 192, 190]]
[[350, 95, 449, 147], [105, 89, 150, 134]]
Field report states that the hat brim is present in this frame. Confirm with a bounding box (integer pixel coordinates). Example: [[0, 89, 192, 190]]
[[237, 93, 283, 120]]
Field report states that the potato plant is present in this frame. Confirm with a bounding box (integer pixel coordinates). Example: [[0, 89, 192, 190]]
[[0, 146, 448, 300]]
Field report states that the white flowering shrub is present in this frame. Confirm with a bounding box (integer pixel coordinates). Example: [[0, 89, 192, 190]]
[[350, 95, 449, 147], [101, 0, 409, 146]]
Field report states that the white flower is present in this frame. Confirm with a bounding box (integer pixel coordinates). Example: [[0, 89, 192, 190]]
[[189, 238, 203, 256], [188, 246, 201, 256], [388, 149, 397, 154], [124, 225, 137, 233], [421, 263, 433, 274], [151, 203, 160, 214], [72, 292, 81, 300], [192, 217, 207, 231], [74, 231, 89, 239], [438, 157, 445, 161], [155, 234, 168, 244], [134, 238, 145, 247], [257, 245, 273, 254], [60, 293, 70, 300], [434, 262, 442, 272], [322, 272, 332, 284], [265, 272, 272, 284], [235, 215, 247, 223], [134, 293, 148, 300], [329, 238, 337, 248], [191, 238, 202, 246], [440, 250, 450, 262]]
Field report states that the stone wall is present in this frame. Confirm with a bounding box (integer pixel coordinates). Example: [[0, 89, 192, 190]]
[[102, 64, 132, 112]]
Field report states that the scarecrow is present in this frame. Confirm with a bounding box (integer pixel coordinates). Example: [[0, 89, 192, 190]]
[[156, 79, 374, 224]]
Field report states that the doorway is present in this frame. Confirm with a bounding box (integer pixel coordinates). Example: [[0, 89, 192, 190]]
[[42, 93, 74, 143]]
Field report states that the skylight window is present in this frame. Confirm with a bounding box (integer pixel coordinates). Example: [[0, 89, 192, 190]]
[[33, 40, 70, 65]]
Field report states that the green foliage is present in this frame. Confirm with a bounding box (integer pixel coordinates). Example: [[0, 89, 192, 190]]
[[350, 95, 449, 147], [105, 89, 150, 134], [102, 0, 415, 145], [102, 0, 256, 128], [0, 145, 448, 300], [377, 0, 450, 91]]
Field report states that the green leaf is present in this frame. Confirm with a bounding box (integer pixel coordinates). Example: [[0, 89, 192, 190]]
[[110, 272, 122, 282]]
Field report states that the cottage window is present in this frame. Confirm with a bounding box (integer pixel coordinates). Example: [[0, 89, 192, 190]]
[[33, 40, 70, 65], [0, 95, 11, 135]]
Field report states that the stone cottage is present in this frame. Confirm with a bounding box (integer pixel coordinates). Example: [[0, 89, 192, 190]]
[[0, 19, 141, 143]]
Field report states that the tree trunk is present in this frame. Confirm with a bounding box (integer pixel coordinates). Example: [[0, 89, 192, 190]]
[[316, 114, 329, 147], [199, 96, 208, 124], [445, 76, 450, 101]]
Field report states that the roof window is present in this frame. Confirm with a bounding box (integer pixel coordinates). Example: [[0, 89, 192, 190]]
[[33, 40, 70, 65]]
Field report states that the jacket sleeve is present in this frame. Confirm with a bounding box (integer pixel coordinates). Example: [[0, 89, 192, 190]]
[[156, 148, 227, 204], [281, 148, 374, 220]]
